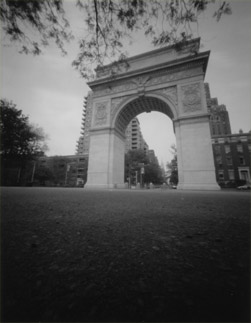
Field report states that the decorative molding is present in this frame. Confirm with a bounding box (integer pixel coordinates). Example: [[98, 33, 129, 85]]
[[152, 86, 178, 106], [133, 75, 150, 97], [181, 83, 202, 113], [92, 64, 202, 98], [132, 75, 150, 87], [94, 101, 108, 126], [111, 96, 129, 121], [93, 82, 137, 97], [147, 67, 201, 87]]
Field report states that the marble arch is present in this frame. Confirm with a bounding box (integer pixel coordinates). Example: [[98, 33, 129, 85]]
[[85, 38, 220, 190]]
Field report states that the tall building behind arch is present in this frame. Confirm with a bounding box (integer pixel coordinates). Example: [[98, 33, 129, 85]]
[[76, 92, 93, 156], [205, 83, 232, 136]]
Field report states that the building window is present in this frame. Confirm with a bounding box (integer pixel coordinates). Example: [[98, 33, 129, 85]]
[[225, 145, 231, 154], [216, 156, 223, 167], [228, 170, 235, 180], [218, 170, 224, 181], [238, 168, 250, 183], [248, 144, 251, 152], [214, 145, 221, 154], [237, 144, 243, 153], [239, 157, 245, 165], [226, 156, 233, 165]]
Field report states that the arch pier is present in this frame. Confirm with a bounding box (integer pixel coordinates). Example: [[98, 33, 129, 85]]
[[85, 38, 220, 190]]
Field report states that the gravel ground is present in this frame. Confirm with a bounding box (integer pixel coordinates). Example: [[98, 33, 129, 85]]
[[1, 187, 250, 322]]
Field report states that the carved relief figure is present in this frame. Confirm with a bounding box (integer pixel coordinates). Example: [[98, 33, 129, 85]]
[[181, 83, 202, 113]]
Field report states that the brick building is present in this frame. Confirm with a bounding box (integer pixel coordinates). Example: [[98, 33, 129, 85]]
[[212, 133, 251, 187], [205, 83, 251, 187], [36, 155, 88, 187]]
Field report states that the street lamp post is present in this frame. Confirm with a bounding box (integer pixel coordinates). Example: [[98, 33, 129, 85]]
[[31, 161, 36, 183], [65, 164, 71, 186], [138, 163, 145, 188], [140, 166, 144, 188]]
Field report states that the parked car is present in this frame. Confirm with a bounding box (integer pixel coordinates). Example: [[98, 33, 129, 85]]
[[237, 184, 250, 190]]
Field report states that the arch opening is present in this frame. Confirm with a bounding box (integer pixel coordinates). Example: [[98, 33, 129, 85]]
[[137, 111, 176, 166], [114, 96, 175, 135]]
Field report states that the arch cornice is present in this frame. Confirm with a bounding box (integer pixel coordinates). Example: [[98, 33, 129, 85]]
[[88, 51, 210, 89], [90, 60, 205, 99]]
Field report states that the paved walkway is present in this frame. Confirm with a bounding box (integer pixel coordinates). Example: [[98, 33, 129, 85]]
[[1, 187, 250, 322]]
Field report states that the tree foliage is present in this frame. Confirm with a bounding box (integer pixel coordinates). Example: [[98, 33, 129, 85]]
[[34, 165, 54, 185], [125, 149, 164, 185], [125, 149, 148, 182], [166, 144, 178, 185], [144, 162, 164, 185], [0, 0, 232, 79], [0, 99, 48, 161], [0, 0, 73, 55]]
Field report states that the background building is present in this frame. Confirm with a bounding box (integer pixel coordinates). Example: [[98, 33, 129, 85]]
[[212, 132, 251, 187], [205, 83, 251, 187], [76, 92, 93, 156], [125, 118, 149, 153], [36, 155, 88, 187], [205, 83, 232, 136]]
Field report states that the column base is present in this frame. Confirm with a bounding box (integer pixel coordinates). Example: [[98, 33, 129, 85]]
[[177, 183, 221, 190], [84, 183, 127, 190]]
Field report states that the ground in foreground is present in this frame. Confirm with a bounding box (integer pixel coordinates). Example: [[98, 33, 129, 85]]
[[1, 187, 250, 322]]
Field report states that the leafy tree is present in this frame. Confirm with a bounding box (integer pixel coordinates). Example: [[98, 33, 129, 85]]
[[144, 162, 164, 185], [166, 144, 178, 185], [0, 0, 232, 79], [125, 149, 164, 185], [34, 165, 54, 186], [125, 149, 148, 183], [0, 99, 48, 162], [0, 0, 72, 55]]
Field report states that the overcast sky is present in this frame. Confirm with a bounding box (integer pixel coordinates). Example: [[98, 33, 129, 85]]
[[1, 1, 250, 168]]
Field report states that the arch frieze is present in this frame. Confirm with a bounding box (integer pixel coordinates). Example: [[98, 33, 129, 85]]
[[91, 63, 203, 99]]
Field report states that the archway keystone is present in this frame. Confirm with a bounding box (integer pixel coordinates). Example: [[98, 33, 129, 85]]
[[85, 38, 220, 190]]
